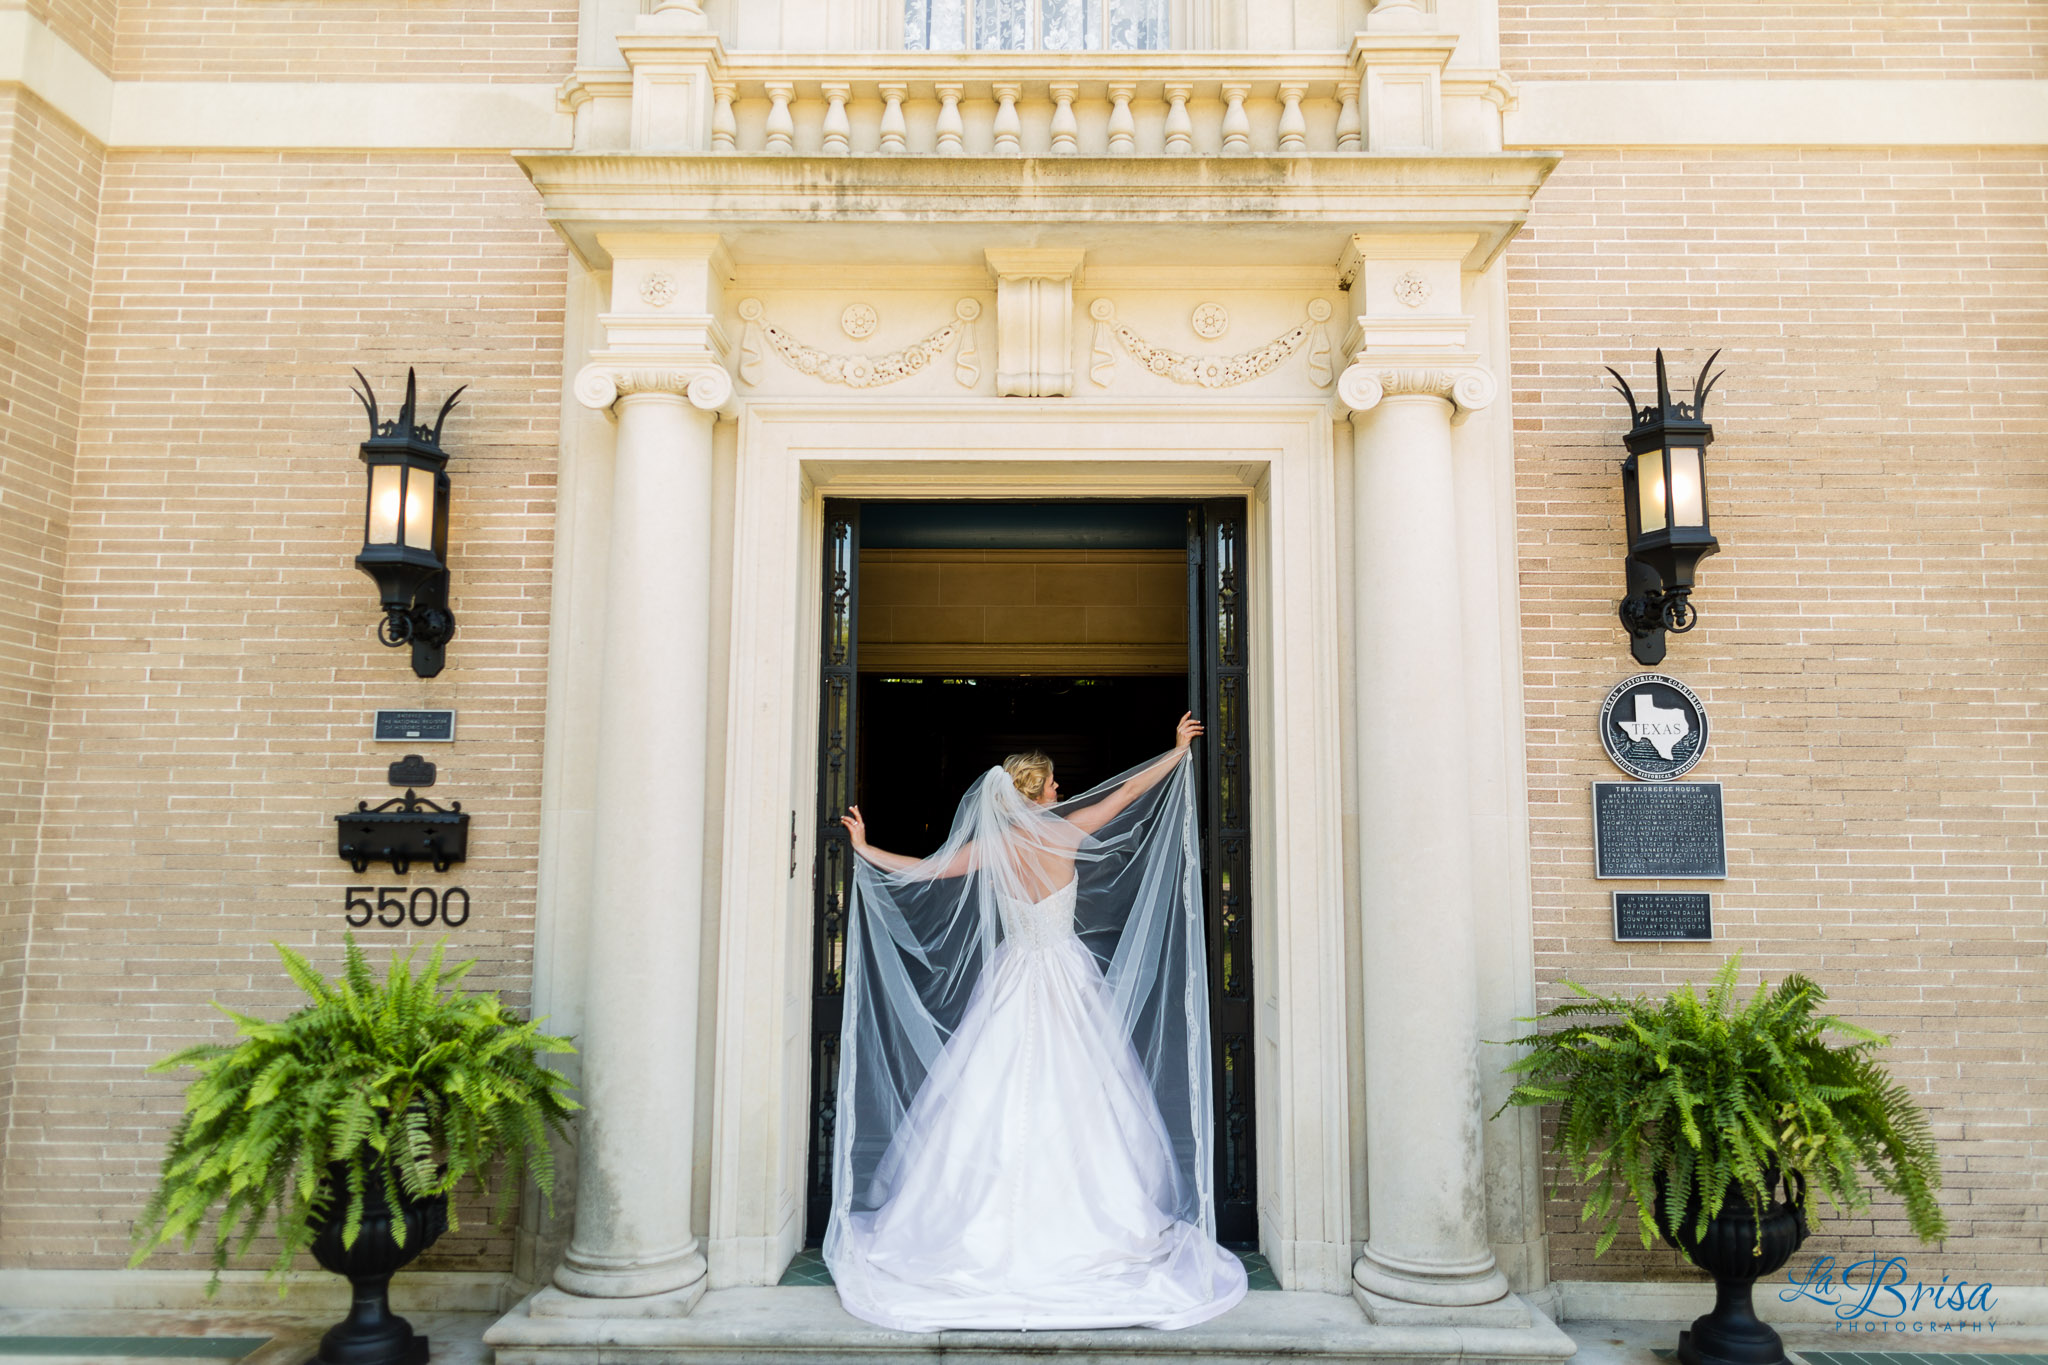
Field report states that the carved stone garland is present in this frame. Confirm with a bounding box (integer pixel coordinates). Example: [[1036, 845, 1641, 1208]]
[[1089, 299, 1334, 389], [738, 298, 981, 390]]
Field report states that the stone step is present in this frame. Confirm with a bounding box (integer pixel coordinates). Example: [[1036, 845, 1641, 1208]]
[[484, 1285, 1580, 1364]]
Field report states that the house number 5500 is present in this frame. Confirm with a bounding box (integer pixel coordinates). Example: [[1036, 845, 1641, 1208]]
[[344, 886, 471, 928]]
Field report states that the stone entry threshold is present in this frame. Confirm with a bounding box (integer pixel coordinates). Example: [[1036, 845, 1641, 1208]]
[[483, 1285, 1579, 1364]]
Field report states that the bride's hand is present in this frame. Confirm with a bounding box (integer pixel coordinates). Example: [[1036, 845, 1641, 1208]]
[[1174, 712, 1204, 750], [841, 806, 869, 853]]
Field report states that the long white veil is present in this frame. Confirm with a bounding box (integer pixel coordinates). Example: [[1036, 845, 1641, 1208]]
[[824, 749, 1215, 1252]]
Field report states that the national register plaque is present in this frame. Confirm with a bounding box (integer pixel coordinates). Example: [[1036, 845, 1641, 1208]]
[[1592, 781, 1726, 879]]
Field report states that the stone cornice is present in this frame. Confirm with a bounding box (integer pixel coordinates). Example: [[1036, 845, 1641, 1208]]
[[515, 152, 1559, 272]]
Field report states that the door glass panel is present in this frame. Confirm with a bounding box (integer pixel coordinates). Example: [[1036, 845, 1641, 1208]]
[[905, 0, 967, 49], [973, 0, 1028, 49], [1107, 0, 1165, 49], [809, 507, 859, 1242], [907, 0, 1165, 50], [1040, 0, 1096, 50]]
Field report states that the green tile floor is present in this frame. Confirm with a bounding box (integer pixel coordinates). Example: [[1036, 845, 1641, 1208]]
[[1800, 1356, 2047, 1365], [0, 1339, 270, 1360], [778, 1245, 1281, 1291]]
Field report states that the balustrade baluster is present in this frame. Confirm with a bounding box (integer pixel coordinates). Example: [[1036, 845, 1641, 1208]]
[[1221, 84, 1251, 153], [1278, 82, 1307, 153], [935, 83, 965, 155], [1107, 82, 1136, 154], [765, 81, 795, 154], [878, 83, 908, 153], [711, 82, 736, 152], [1164, 83, 1193, 155], [1337, 85, 1361, 151], [993, 83, 1022, 155], [821, 83, 851, 155], [1049, 82, 1079, 153]]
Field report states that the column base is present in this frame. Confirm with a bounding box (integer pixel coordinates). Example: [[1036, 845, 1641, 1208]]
[[530, 1280, 705, 1319], [1353, 1246, 1514, 1314], [549, 1242, 707, 1308], [1355, 1284, 1531, 1328]]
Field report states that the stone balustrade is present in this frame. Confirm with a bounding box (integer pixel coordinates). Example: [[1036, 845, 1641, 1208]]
[[561, 41, 1515, 156], [717, 66, 1358, 157]]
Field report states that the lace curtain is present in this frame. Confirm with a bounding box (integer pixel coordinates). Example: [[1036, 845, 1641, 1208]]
[[905, 0, 1168, 51]]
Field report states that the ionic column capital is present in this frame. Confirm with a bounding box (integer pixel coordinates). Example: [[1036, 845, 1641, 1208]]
[[574, 359, 734, 414], [1337, 356, 1496, 421]]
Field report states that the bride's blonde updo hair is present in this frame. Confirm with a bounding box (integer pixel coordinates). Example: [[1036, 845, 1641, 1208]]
[[1003, 750, 1054, 803]]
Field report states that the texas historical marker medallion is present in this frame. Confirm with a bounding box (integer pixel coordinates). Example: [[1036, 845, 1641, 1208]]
[[1599, 674, 1708, 782]]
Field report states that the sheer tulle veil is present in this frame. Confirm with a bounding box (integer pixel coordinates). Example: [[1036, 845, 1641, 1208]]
[[824, 749, 1216, 1254]]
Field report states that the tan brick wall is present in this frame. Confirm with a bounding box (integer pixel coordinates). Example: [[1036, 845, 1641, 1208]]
[[22, 0, 118, 77], [1501, 2, 2048, 79], [113, 0, 576, 82], [1508, 148, 2048, 1283], [0, 151, 567, 1272], [0, 88, 102, 1209]]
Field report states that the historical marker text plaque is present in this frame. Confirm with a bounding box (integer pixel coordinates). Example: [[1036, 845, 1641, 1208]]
[[1592, 781, 1726, 879], [1612, 892, 1714, 941]]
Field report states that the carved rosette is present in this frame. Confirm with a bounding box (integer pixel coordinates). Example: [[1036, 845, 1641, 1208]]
[[574, 361, 734, 413], [1337, 359, 1497, 418]]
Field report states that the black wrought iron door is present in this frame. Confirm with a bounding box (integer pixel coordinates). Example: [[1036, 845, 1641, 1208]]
[[1191, 500, 1257, 1245], [805, 502, 858, 1241]]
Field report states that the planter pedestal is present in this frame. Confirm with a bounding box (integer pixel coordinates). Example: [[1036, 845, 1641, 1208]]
[[317, 1272, 432, 1365], [1658, 1174, 1809, 1365], [1678, 1276, 1792, 1365], [309, 1165, 450, 1365]]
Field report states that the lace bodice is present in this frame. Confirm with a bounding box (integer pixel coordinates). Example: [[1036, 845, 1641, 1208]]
[[998, 879, 1079, 952]]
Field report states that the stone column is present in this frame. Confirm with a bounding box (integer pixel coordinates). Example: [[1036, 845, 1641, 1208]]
[[1338, 232, 1518, 1324], [539, 351, 731, 1314]]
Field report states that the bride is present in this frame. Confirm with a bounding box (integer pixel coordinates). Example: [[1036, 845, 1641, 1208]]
[[823, 713, 1248, 1332]]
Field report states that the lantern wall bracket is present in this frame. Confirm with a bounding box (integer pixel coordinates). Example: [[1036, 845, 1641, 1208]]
[[376, 573, 455, 679], [335, 790, 469, 875], [351, 368, 461, 679], [1618, 558, 1695, 666], [1606, 349, 1725, 668]]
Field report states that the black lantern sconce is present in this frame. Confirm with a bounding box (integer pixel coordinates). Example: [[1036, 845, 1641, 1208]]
[[1606, 349, 1724, 666], [350, 369, 463, 678]]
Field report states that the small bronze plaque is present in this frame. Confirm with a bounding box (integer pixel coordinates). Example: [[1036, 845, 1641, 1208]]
[[1612, 892, 1713, 941], [387, 754, 437, 788], [1592, 781, 1726, 879], [374, 709, 455, 743]]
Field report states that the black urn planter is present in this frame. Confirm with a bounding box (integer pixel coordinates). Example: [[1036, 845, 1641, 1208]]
[[307, 1163, 449, 1365], [1656, 1171, 1810, 1365]]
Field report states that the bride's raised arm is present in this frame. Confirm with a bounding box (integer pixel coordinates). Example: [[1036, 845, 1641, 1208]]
[[1061, 712, 1203, 836], [841, 805, 975, 880]]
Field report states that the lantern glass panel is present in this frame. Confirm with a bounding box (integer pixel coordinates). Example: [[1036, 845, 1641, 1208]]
[[402, 469, 436, 550], [368, 465, 404, 545], [1636, 452, 1668, 535], [1669, 446, 1705, 527]]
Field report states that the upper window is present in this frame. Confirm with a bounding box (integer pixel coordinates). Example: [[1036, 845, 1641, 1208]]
[[905, 0, 1169, 51]]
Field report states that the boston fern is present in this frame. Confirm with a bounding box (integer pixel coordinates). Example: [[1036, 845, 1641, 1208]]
[[132, 934, 578, 1288], [1497, 955, 1944, 1256]]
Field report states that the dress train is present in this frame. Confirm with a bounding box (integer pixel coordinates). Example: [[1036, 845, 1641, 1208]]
[[827, 879, 1248, 1332]]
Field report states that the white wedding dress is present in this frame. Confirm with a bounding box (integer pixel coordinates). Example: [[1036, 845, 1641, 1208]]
[[828, 876, 1249, 1331]]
